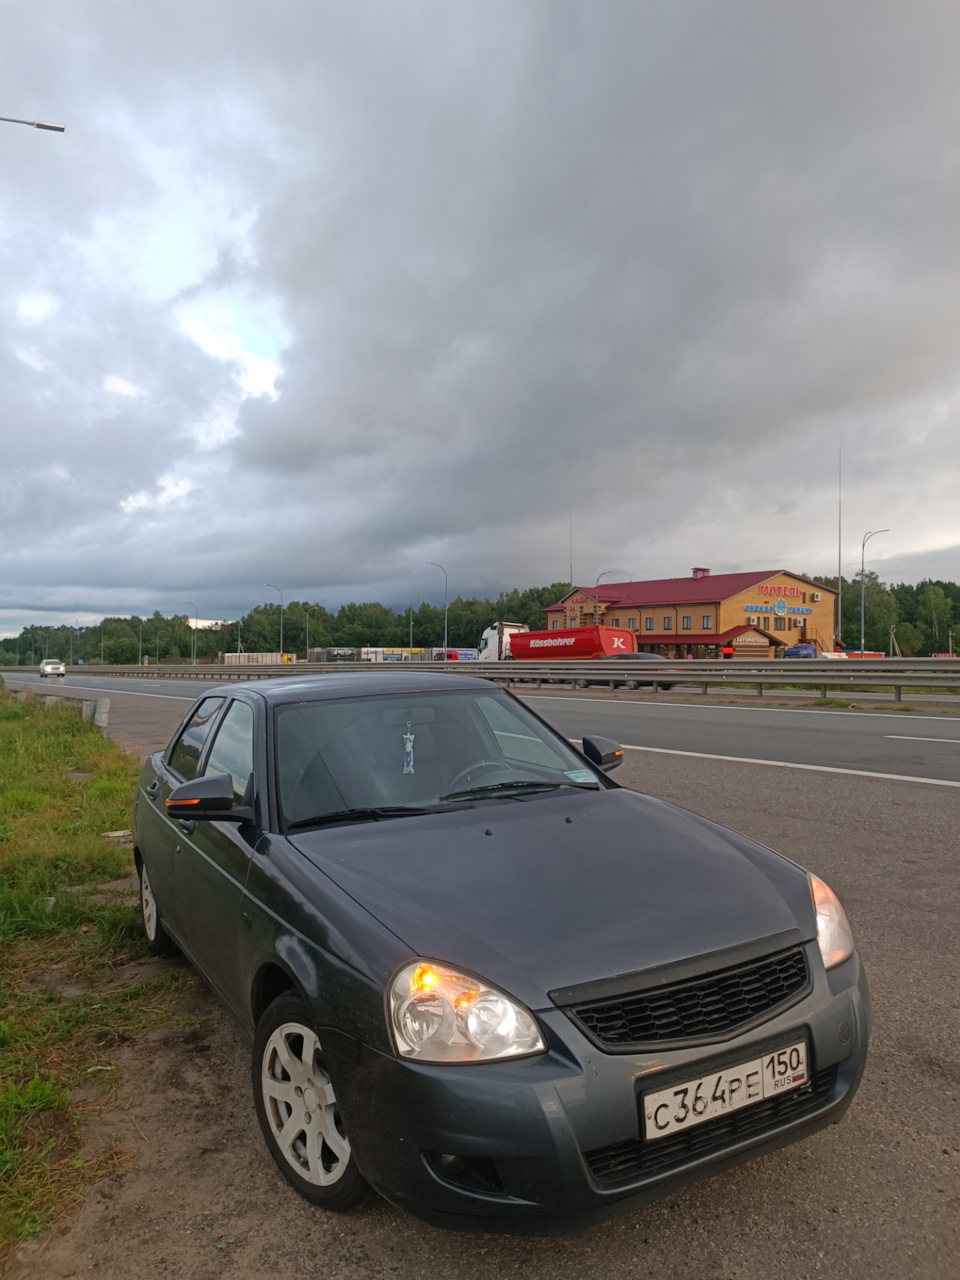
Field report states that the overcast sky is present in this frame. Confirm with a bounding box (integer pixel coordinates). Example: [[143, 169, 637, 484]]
[[2, 0, 959, 634]]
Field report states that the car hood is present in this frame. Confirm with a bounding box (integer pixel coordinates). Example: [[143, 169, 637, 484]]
[[288, 787, 816, 1011]]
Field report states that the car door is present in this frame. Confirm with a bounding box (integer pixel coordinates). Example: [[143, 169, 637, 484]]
[[137, 696, 226, 937], [172, 696, 260, 1018]]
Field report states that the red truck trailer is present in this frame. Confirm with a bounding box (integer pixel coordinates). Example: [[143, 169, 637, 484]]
[[509, 625, 637, 660]]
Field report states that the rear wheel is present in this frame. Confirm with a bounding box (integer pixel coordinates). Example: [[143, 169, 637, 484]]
[[252, 992, 367, 1210], [138, 858, 175, 957]]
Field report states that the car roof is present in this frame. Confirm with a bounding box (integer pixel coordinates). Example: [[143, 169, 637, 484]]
[[223, 671, 499, 705]]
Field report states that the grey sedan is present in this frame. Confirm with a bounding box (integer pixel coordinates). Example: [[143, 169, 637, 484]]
[[131, 672, 869, 1235]]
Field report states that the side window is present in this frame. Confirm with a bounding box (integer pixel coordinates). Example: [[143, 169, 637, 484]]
[[203, 701, 255, 806], [167, 698, 225, 781]]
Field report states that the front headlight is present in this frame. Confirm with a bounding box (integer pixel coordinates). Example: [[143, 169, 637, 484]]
[[809, 874, 855, 969], [388, 960, 546, 1063]]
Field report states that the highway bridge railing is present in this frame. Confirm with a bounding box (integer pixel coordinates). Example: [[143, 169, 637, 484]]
[[4, 659, 959, 703]]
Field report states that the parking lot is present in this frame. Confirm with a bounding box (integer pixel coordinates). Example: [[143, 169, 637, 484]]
[[2, 676, 957, 1280]]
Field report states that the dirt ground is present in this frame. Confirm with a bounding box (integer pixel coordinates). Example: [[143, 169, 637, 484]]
[[7, 962, 456, 1280]]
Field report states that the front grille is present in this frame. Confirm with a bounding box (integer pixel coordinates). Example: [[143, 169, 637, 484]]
[[584, 1065, 837, 1185], [568, 947, 809, 1049]]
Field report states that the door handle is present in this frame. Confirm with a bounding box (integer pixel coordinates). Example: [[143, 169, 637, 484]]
[[146, 780, 160, 799], [178, 819, 196, 835]]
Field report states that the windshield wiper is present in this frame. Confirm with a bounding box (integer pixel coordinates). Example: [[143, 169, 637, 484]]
[[439, 780, 600, 802], [286, 805, 435, 831]]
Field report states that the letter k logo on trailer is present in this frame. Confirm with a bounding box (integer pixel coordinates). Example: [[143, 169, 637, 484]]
[[613, 637, 627, 649]]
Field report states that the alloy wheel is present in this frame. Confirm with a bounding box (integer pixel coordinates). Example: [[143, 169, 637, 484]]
[[260, 1022, 351, 1187]]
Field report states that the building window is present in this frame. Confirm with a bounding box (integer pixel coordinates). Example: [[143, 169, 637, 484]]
[[552, 620, 559, 630], [702, 616, 713, 629], [628, 617, 637, 629], [645, 617, 654, 631], [682, 616, 692, 630], [774, 617, 786, 631], [611, 618, 620, 627], [663, 617, 673, 631]]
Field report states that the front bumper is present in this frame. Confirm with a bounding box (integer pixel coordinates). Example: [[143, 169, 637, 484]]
[[326, 944, 869, 1235]]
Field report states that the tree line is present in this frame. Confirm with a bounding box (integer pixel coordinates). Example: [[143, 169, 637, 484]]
[[1, 574, 956, 665], [0, 583, 572, 665], [806, 572, 958, 655]]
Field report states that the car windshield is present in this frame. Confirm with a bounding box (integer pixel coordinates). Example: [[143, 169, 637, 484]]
[[275, 689, 602, 829]]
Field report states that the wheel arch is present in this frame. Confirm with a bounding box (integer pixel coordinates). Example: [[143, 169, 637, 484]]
[[250, 961, 303, 1026]]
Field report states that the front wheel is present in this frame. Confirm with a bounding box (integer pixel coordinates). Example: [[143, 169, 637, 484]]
[[252, 992, 367, 1210]]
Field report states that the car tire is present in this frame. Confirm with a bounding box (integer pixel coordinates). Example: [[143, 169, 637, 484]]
[[576, 680, 587, 689], [252, 992, 367, 1211], [138, 857, 176, 957]]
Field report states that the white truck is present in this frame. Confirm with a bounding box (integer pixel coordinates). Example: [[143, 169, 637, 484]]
[[477, 621, 529, 661]]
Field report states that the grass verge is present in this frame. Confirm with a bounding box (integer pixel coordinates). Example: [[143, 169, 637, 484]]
[[0, 677, 187, 1256]]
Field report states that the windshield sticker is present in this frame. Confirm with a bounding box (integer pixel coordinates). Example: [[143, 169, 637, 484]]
[[565, 769, 597, 783], [403, 726, 415, 774]]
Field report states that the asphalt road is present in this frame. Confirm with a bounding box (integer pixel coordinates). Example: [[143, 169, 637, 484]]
[[7, 671, 960, 784], [524, 694, 960, 785], [3, 672, 959, 1277]]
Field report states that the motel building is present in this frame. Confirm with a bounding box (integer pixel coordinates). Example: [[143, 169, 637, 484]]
[[544, 568, 838, 659]]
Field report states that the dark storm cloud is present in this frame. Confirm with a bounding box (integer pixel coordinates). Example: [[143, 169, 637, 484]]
[[2, 1, 959, 630]]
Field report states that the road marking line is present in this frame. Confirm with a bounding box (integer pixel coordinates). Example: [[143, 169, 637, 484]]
[[5, 680, 194, 701], [885, 735, 960, 744], [528, 695, 958, 723], [613, 744, 960, 788]]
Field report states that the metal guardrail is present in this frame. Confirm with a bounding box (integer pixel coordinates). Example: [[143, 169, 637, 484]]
[[3, 660, 959, 703]]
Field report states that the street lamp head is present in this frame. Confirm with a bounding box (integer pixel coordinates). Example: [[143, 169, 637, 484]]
[[862, 528, 890, 547], [593, 569, 629, 624], [0, 115, 65, 132]]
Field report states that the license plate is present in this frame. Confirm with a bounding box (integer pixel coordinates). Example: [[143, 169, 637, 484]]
[[643, 1041, 808, 1140]]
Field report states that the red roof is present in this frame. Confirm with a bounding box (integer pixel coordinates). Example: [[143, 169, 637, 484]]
[[546, 571, 833, 611]]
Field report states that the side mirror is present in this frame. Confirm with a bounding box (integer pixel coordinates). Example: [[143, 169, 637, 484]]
[[582, 735, 624, 772], [165, 772, 254, 823]]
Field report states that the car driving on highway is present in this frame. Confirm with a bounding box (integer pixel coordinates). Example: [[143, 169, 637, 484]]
[[38, 658, 66, 678], [132, 672, 869, 1235], [576, 652, 676, 690]]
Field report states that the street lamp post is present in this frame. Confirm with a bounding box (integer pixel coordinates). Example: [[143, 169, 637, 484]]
[[156, 631, 163, 665], [138, 617, 143, 666], [183, 602, 198, 664], [265, 584, 284, 657], [859, 530, 889, 658], [594, 569, 628, 626], [426, 563, 448, 656], [0, 115, 65, 132]]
